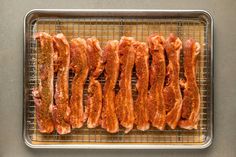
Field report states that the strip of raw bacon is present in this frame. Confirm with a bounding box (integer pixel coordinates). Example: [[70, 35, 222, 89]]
[[178, 39, 201, 130], [133, 41, 150, 131], [32, 32, 54, 133], [101, 40, 120, 133], [115, 36, 135, 133], [147, 34, 166, 130], [86, 37, 104, 128], [163, 33, 183, 129], [52, 33, 71, 134], [69, 38, 89, 128]]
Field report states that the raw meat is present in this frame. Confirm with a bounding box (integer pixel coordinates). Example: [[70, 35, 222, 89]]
[[101, 40, 120, 133], [69, 38, 89, 128], [163, 33, 183, 129], [178, 39, 201, 130], [86, 37, 104, 128], [133, 41, 150, 131], [147, 34, 166, 130], [52, 33, 71, 134], [86, 37, 104, 78], [115, 36, 135, 133], [33, 32, 54, 133]]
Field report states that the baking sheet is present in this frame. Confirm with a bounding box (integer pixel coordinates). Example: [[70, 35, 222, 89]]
[[23, 9, 213, 149]]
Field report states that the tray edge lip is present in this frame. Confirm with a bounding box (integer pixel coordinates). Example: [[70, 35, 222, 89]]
[[23, 9, 215, 18]]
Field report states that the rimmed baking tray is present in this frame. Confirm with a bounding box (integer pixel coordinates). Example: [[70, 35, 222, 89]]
[[23, 9, 213, 149]]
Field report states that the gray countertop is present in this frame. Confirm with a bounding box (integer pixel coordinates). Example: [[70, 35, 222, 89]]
[[0, 0, 236, 156]]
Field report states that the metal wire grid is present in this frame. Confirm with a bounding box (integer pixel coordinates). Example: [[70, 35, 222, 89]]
[[25, 16, 210, 145]]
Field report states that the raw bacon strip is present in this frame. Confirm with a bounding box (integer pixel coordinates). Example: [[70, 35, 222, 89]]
[[69, 38, 89, 128], [32, 32, 54, 133], [115, 36, 135, 133], [178, 39, 201, 130], [52, 33, 71, 134], [86, 37, 104, 128], [163, 33, 183, 129], [101, 40, 120, 133], [133, 41, 150, 131], [147, 34, 166, 130]]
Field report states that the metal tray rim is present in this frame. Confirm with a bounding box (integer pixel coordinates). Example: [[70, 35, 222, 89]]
[[23, 9, 214, 149]]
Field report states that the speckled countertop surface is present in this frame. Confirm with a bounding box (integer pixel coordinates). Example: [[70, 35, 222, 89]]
[[0, 0, 236, 156]]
